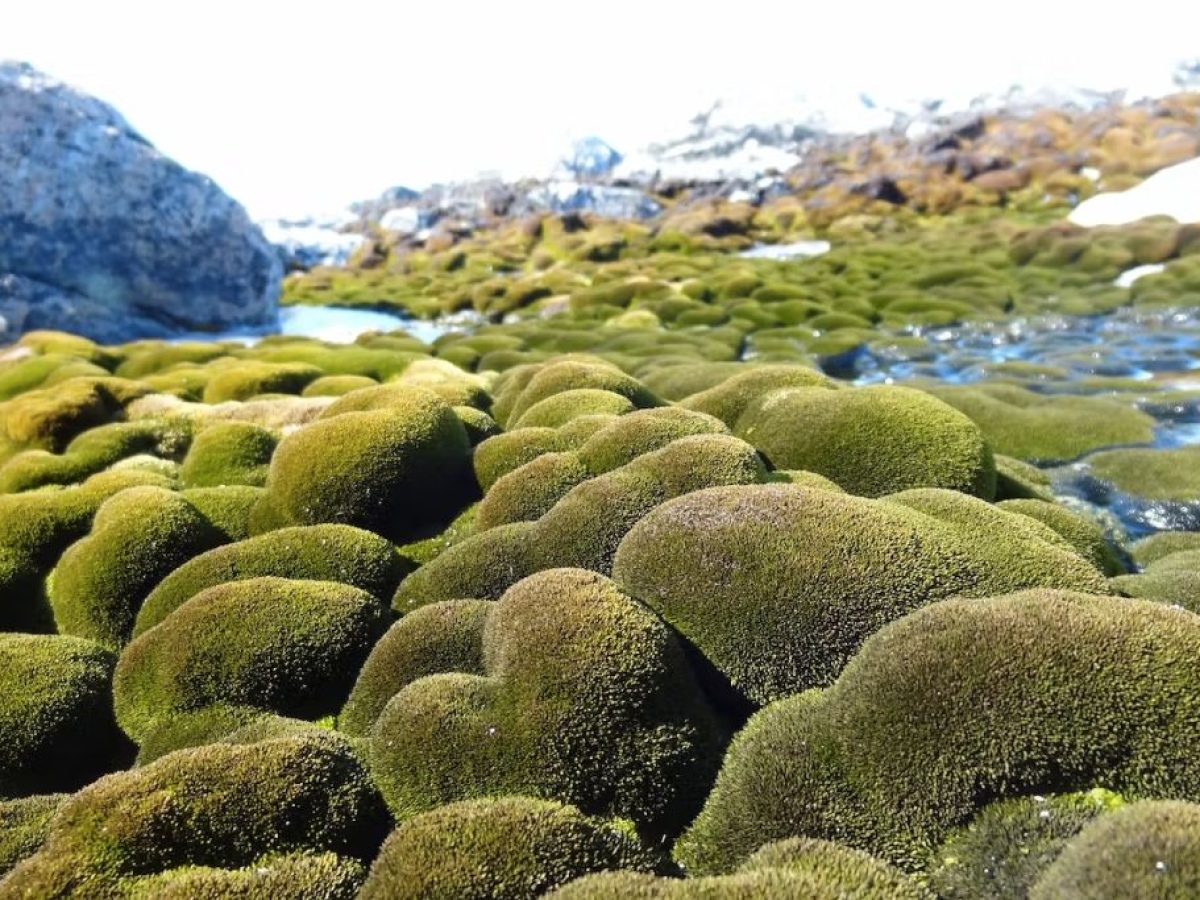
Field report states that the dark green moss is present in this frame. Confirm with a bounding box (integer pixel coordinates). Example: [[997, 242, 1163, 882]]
[[1029, 800, 1200, 898], [114, 577, 389, 742], [135, 523, 406, 636], [372, 569, 724, 838], [49, 486, 225, 648], [927, 789, 1124, 899], [121, 851, 367, 898], [360, 796, 660, 899], [0, 634, 130, 798], [258, 387, 474, 542], [0, 794, 68, 876], [0, 733, 388, 893], [614, 485, 1103, 709], [340, 600, 490, 737], [676, 591, 1200, 873], [735, 384, 996, 498]]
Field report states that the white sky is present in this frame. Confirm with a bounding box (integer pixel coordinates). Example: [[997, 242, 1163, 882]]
[[5, 1, 1198, 219]]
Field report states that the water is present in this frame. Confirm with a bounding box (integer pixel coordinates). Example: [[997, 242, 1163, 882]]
[[738, 240, 831, 261], [184, 305, 474, 347]]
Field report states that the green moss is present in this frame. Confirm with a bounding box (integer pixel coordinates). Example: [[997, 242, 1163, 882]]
[[1029, 801, 1200, 898], [392, 522, 537, 611], [0, 634, 130, 798], [180, 485, 265, 541], [114, 577, 389, 742], [1, 378, 131, 451], [136, 523, 406, 637], [554, 837, 929, 897], [340, 600, 490, 738], [396, 435, 770, 609], [500, 360, 662, 427], [513, 389, 639, 429], [1130, 531, 1200, 566], [575, 407, 730, 474], [371, 569, 724, 838], [477, 451, 593, 530], [0, 733, 388, 894], [473, 427, 565, 491], [678, 365, 834, 426], [49, 486, 225, 648], [637, 363, 750, 401], [927, 789, 1124, 899], [1087, 445, 1200, 501], [180, 422, 277, 488], [993, 453, 1056, 501], [453, 405, 501, 444], [201, 361, 323, 403], [0, 419, 185, 493], [922, 384, 1155, 462], [121, 851, 367, 898], [301, 374, 379, 397], [736, 385, 996, 498], [360, 796, 659, 899], [0, 794, 68, 876], [998, 499, 1125, 575], [614, 485, 1102, 710], [676, 590, 1200, 873], [134, 703, 283, 765], [258, 387, 474, 542]]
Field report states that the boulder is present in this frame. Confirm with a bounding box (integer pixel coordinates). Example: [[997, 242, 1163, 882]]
[[0, 62, 280, 342]]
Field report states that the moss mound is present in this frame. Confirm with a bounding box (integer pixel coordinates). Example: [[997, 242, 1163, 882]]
[[735, 384, 996, 498], [0, 733, 388, 895], [552, 837, 929, 898], [49, 486, 225, 648], [394, 434, 770, 610], [0, 634, 129, 798], [1029, 800, 1200, 898], [676, 590, 1200, 873], [574, 407, 730, 474], [1131, 531, 1200, 566], [114, 577, 389, 743], [613, 485, 1104, 708], [998, 499, 1125, 575], [473, 426, 565, 491], [340, 600, 489, 738], [1087, 445, 1200, 501], [0, 794, 67, 875], [476, 451, 592, 529], [360, 796, 659, 899], [927, 789, 1124, 899], [258, 386, 474, 542], [180, 421, 277, 488], [922, 384, 1155, 462], [121, 851, 367, 899], [677, 364, 835, 425], [498, 360, 662, 427], [135, 523, 406, 636], [370, 569, 723, 838], [201, 361, 323, 403]]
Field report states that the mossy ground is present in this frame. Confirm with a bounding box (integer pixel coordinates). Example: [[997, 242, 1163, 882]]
[[3, 94, 1200, 894]]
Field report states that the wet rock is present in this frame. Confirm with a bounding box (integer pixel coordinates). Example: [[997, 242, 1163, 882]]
[[0, 63, 281, 342]]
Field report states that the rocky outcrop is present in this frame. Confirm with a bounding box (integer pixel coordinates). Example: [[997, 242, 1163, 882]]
[[0, 62, 280, 342]]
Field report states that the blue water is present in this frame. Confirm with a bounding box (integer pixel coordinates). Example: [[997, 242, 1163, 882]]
[[182, 305, 473, 347]]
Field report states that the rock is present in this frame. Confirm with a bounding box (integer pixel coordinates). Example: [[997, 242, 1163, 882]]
[[379, 207, 425, 235], [259, 215, 364, 270], [0, 62, 280, 342], [525, 181, 661, 220], [560, 137, 623, 179]]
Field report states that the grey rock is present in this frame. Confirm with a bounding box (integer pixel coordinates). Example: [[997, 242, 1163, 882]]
[[0, 62, 280, 342], [526, 181, 661, 219]]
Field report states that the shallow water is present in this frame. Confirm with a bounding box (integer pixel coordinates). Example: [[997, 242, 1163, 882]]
[[738, 240, 831, 260], [184, 305, 471, 347]]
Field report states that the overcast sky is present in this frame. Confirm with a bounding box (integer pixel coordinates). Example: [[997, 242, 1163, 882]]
[[5, 1, 1198, 218]]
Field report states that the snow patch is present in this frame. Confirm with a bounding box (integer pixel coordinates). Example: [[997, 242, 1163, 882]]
[[1070, 157, 1200, 226]]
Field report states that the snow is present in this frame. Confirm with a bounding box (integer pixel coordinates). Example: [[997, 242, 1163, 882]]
[[739, 240, 831, 260], [1069, 157, 1200, 226], [1114, 263, 1166, 288]]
